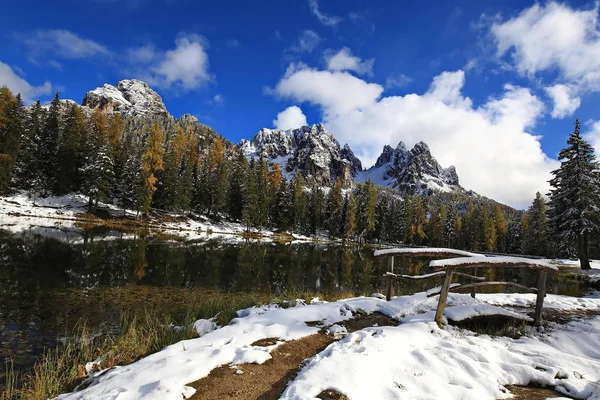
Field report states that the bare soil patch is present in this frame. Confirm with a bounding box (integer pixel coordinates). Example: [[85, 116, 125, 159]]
[[504, 385, 575, 400], [317, 389, 350, 399], [188, 312, 398, 400]]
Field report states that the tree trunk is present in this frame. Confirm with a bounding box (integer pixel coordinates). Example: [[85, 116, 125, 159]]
[[578, 232, 591, 270]]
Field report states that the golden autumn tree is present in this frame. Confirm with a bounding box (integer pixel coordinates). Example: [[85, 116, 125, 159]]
[[137, 122, 164, 215]]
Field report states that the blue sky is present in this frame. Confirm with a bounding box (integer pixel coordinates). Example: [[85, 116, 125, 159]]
[[2, 0, 600, 207]]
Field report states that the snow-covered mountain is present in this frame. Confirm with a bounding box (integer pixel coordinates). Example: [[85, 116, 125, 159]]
[[82, 79, 168, 116], [356, 141, 461, 194], [238, 124, 362, 186]]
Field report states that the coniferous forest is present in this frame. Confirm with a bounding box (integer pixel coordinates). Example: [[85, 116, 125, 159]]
[[1, 87, 600, 262]]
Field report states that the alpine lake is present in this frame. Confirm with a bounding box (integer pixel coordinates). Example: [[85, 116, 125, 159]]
[[0, 226, 594, 387]]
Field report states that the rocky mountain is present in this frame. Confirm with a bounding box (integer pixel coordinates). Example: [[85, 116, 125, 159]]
[[239, 124, 362, 186], [82, 79, 168, 117], [356, 141, 461, 194], [76, 78, 462, 196]]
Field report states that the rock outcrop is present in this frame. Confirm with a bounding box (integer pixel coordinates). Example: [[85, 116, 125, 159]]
[[357, 141, 461, 194], [239, 124, 362, 186], [82, 79, 168, 116]]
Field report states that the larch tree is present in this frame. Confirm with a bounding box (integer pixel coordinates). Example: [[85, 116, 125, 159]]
[[137, 122, 164, 215], [547, 119, 600, 269]]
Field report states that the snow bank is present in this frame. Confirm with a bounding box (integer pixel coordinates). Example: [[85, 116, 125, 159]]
[[430, 256, 559, 271], [54, 292, 600, 400], [281, 316, 600, 399], [374, 247, 479, 257]]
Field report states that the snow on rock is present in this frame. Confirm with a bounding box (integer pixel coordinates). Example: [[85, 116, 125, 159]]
[[238, 124, 362, 186], [356, 140, 462, 194], [430, 256, 559, 271], [191, 319, 217, 337], [326, 324, 348, 339], [82, 79, 168, 116], [373, 247, 480, 258]]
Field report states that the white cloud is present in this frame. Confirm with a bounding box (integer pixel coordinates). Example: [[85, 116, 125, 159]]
[[127, 45, 157, 64], [271, 64, 557, 208], [273, 106, 308, 130], [308, 0, 343, 27], [385, 73, 412, 89], [0, 61, 52, 103], [545, 84, 581, 118], [325, 47, 374, 76], [273, 64, 383, 115], [19, 29, 110, 61], [152, 34, 211, 90], [584, 120, 600, 154], [289, 30, 321, 54], [209, 94, 224, 106], [491, 2, 600, 94]]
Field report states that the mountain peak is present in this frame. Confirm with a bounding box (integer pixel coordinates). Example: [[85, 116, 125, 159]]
[[82, 79, 168, 116], [238, 124, 361, 186], [358, 141, 462, 194]]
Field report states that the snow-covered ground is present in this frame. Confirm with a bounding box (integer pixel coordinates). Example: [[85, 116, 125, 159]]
[[544, 258, 600, 284], [55, 291, 600, 400], [0, 193, 314, 242]]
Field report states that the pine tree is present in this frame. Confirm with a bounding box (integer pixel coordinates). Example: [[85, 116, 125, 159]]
[[326, 177, 344, 238], [343, 192, 357, 241], [56, 104, 85, 194], [444, 207, 457, 247], [356, 180, 378, 242], [481, 206, 497, 252], [14, 100, 44, 195], [523, 192, 550, 256], [80, 110, 114, 210], [547, 119, 600, 269], [290, 173, 307, 234], [40, 92, 61, 194], [229, 151, 248, 220], [243, 159, 260, 230], [493, 204, 508, 253], [0, 87, 23, 194], [272, 178, 291, 231]]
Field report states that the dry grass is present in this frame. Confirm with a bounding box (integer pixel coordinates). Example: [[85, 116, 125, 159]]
[[0, 290, 360, 400]]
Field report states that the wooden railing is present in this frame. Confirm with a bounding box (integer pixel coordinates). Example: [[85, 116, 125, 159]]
[[374, 248, 559, 327]]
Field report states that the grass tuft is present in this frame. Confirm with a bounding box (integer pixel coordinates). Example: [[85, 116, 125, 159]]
[[1, 290, 358, 400]]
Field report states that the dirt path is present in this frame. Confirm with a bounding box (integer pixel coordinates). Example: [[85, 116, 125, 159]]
[[188, 312, 398, 400]]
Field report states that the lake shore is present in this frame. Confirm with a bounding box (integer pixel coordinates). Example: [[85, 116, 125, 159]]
[[0, 192, 328, 243], [48, 291, 600, 400]]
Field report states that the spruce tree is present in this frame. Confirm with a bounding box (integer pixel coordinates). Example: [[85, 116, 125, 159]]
[[326, 177, 344, 238], [40, 92, 61, 194], [523, 192, 550, 256], [0, 87, 23, 194], [547, 119, 600, 269], [343, 192, 357, 241], [14, 100, 44, 195]]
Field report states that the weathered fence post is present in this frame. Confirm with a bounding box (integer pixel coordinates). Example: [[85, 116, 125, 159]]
[[434, 269, 454, 327], [533, 271, 547, 326], [385, 256, 394, 301], [470, 267, 476, 298]]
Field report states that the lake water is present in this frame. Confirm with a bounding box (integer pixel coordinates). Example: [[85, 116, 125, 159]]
[[0, 227, 592, 384]]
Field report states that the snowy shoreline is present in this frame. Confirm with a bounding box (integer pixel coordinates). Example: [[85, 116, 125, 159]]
[[0, 192, 321, 243], [52, 291, 600, 400]]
